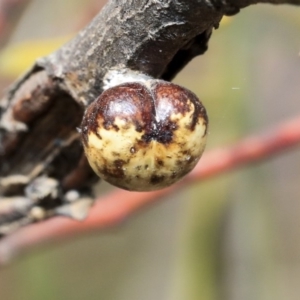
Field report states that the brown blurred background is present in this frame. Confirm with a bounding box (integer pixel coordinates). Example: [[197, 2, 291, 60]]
[[0, 1, 300, 299]]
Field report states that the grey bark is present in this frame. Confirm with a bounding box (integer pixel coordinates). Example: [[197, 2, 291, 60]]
[[0, 0, 299, 236]]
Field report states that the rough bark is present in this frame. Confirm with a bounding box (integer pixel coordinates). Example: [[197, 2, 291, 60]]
[[0, 0, 299, 236]]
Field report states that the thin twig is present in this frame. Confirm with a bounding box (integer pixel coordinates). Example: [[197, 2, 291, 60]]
[[0, 115, 299, 264]]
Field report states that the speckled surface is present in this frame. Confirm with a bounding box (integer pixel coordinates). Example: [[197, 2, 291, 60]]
[[81, 80, 208, 191]]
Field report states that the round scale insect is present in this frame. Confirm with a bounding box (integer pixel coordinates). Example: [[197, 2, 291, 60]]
[[81, 79, 208, 191]]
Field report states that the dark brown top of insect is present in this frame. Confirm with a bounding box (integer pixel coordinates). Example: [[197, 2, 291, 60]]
[[81, 80, 208, 146]]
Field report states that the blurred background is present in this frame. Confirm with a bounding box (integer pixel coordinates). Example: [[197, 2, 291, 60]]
[[0, 1, 300, 299]]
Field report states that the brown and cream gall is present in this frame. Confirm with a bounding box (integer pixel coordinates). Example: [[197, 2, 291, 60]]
[[81, 80, 208, 191]]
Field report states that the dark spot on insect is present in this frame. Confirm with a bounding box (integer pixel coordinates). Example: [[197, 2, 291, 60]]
[[136, 165, 142, 171], [134, 122, 144, 133], [156, 159, 164, 167], [150, 174, 165, 185], [97, 159, 127, 179], [142, 121, 175, 144], [175, 159, 184, 166], [103, 121, 119, 131], [130, 147, 136, 154], [95, 131, 102, 140], [112, 151, 120, 157], [96, 163, 125, 179], [171, 171, 177, 179], [114, 159, 125, 168], [144, 164, 149, 170]]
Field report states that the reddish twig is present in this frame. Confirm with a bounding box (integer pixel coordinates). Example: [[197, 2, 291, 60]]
[[0, 116, 300, 263]]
